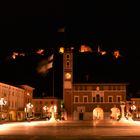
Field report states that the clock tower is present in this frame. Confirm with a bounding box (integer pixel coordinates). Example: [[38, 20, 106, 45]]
[[63, 47, 73, 120]]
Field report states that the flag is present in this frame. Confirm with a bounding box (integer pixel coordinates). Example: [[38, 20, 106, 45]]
[[47, 54, 54, 70], [47, 61, 53, 69], [48, 54, 54, 62], [37, 54, 54, 74]]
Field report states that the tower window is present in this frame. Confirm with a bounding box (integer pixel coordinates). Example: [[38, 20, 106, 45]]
[[66, 61, 70, 68], [67, 61, 70, 66], [66, 54, 70, 59]]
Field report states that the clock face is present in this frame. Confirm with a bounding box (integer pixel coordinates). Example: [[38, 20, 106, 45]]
[[65, 73, 71, 79]]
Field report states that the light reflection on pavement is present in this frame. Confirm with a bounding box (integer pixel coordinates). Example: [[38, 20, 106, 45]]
[[1, 120, 140, 139]]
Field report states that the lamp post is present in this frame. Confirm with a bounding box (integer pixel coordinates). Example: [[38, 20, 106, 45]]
[[0, 98, 7, 122], [26, 103, 33, 120], [43, 106, 48, 118], [131, 104, 136, 119]]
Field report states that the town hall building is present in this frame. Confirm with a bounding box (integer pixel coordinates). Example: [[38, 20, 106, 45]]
[[63, 47, 127, 120]]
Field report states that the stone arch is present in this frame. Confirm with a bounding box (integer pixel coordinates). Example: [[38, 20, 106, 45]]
[[93, 107, 104, 120]]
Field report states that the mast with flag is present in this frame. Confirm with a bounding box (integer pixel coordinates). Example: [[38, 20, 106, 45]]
[[47, 52, 54, 97]]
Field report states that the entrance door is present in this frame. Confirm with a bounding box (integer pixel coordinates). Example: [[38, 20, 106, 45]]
[[79, 112, 83, 120]]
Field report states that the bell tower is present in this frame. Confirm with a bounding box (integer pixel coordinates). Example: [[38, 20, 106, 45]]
[[63, 47, 73, 120]]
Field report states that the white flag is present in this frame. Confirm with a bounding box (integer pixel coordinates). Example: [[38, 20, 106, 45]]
[[47, 54, 54, 70], [48, 54, 54, 62], [47, 61, 53, 69]]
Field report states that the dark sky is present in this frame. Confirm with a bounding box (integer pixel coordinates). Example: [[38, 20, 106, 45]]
[[0, 1, 140, 97]]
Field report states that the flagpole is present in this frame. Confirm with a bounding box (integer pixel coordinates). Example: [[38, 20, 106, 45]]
[[52, 48, 54, 97]]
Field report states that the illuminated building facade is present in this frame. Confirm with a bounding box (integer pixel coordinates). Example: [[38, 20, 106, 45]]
[[32, 97, 61, 119], [0, 82, 34, 121], [63, 48, 127, 120]]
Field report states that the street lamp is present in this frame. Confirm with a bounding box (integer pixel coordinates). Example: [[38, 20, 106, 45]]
[[131, 104, 136, 119], [0, 98, 7, 121], [26, 103, 33, 120], [43, 106, 48, 118]]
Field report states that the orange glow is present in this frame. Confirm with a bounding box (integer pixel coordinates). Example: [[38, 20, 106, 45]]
[[59, 47, 64, 53], [97, 46, 100, 53], [36, 49, 44, 55], [101, 51, 106, 55], [113, 50, 121, 58], [12, 52, 18, 59], [79, 45, 92, 52], [58, 27, 65, 32], [19, 53, 25, 56], [11, 52, 25, 59]]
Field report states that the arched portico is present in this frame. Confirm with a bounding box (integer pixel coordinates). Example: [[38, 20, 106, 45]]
[[93, 107, 104, 120]]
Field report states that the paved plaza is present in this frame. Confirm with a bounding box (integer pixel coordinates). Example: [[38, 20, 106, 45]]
[[1, 120, 140, 139]]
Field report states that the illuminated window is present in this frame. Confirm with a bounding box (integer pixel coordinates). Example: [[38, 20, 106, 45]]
[[108, 96, 113, 102], [74, 96, 79, 103], [83, 96, 88, 103]]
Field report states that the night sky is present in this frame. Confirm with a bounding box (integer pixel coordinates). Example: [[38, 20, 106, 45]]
[[0, 1, 140, 98]]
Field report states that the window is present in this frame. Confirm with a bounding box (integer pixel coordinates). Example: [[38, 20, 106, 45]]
[[79, 86, 83, 90], [100, 86, 103, 90], [83, 96, 88, 103], [113, 86, 116, 90], [93, 97, 96, 102], [36, 101, 38, 105], [84, 86, 87, 90], [92, 86, 96, 90], [66, 61, 70, 69], [66, 61, 70, 66], [108, 86, 112, 90], [96, 94, 100, 102], [74, 86, 78, 90], [101, 97, 104, 102], [74, 96, 79, 103], [116, 96, 121, 102], [108, 96, 113, 102], [66, 54, 70, 59], [117, 86, 121, 90]]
